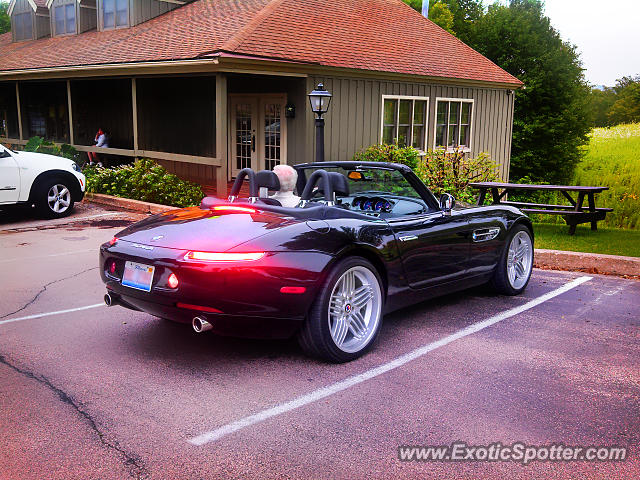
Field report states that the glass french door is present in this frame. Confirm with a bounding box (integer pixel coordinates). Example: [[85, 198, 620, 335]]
[[230, 95, 286, 178]]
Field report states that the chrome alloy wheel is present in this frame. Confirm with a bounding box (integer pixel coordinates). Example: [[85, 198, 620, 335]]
[[507, 230, 533, 290], [47, 184, 71, 214], [328, 266, 382, 353]]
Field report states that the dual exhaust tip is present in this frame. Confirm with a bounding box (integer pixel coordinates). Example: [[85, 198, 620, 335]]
[[104, 293, 212, 334]]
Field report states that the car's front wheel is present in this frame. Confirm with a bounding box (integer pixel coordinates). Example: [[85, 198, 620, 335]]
[[298, 256, 383, 363], [491, 224, 534, 295], [37, 178, 75, 219]]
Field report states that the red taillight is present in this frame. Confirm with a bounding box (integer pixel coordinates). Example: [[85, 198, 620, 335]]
[[167, 273, 179, 289], [109, 261, 117, 274], [184, 251, 265, 262], [211, 205, 257, 214], [280, 286, 306, 294], [109, 237, 118, 246]]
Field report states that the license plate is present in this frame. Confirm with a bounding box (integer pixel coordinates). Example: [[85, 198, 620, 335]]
[[122, 261, 155, 292]]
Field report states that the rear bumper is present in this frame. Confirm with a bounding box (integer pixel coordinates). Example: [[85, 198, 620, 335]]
[[106, 289, 304, 339]]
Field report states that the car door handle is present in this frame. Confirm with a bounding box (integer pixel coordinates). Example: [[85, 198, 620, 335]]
[[399, 235, 418, 242]]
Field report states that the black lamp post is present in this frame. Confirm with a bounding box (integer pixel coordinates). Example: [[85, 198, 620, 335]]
[[308, 83, 332, 162]]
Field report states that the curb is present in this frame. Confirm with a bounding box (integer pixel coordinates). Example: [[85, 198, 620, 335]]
[[535, 249, 640, 278], [84, 192, 176, 215]]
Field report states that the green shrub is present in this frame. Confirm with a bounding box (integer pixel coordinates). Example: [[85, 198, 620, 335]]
[[353, 144, 499, 204], [24, 136, 80, 163], [352, 143, 420, 170], [85, 158, 204, 208]]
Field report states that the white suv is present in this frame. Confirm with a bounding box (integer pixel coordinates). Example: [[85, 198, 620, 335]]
[[0, 143, 86, 218]]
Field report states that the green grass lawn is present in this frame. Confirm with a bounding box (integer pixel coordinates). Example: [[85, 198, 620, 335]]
[[574, 123, 640, 229], [533, 223, 640, 257]]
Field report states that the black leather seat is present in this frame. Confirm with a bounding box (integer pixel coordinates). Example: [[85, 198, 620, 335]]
[[317, 172, 350, 201], [256, 170, 282, 206]]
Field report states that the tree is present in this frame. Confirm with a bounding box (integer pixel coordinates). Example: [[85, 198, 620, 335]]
[[441, 0, 484, 43], [0, 2, 10, 35], [465, 0, 591, 184], [401, 0, 484, 40], [607, 76, 640, 124], [588, 87, 617, 127], [428, 1, 455, 34], [402, 0, 456, 35]]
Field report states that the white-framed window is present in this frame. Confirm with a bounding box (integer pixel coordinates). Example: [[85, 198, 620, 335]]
[[434, 98, 473, 151], [103, 0, 129, 29], [55, 2, 76, 35], [381, 95, 429, 151], [14, 12, 33, 41]]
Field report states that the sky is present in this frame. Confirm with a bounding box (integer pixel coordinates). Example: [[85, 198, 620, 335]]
[[483, 0, 640, 86]]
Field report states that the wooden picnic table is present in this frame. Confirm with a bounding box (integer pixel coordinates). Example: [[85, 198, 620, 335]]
[[469, 182, 612, 235]]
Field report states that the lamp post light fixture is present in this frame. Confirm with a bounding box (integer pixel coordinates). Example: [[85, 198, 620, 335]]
[[308, 83, 332, 162]]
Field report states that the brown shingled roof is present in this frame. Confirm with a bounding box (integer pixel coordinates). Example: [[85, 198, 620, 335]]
[[0, 0, 522, 87]]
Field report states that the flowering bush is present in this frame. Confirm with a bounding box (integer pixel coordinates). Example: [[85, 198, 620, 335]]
[[353, 144, 499, 204], [85, 158, 204, 207], [416, 149, 499, 203]]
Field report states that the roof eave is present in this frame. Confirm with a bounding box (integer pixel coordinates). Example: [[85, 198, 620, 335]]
[[0, 53, 523, 89]]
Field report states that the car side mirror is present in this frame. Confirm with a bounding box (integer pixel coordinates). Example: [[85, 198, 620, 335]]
[[439, 193, 455, 215], [0, 148, 11, 158]]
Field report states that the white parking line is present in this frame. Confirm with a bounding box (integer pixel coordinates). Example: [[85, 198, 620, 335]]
[[0, 303, 105, 326], [0, 249, 95, 264], [188, 275, 593, 446]]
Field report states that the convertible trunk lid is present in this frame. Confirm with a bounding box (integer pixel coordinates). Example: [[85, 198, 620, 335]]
[[114, 206, 297, 251]]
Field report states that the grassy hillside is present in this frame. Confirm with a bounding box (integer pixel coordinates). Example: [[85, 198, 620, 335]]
[[574, 123, 640, 229]]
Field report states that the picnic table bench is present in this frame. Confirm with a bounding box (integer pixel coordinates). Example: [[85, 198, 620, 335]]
[[469, 182, 612, 235]]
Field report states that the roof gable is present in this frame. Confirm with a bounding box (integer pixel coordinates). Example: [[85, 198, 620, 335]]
[[8, 0, 48, 15]]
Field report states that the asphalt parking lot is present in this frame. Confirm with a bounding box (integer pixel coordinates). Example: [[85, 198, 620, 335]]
[[1, 203, 639, 480]]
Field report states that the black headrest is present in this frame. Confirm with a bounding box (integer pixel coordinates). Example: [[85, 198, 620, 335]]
[[331, 172, 349, 196], [318, 172, 349, 197], [256, 170, 280, 191], [229, 168, 257, 198]]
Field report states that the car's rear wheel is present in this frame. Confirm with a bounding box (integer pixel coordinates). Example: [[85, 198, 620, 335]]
[[298, 257, 383, 363], [491, 224, 533, 295], [37, 178, 75, 219]]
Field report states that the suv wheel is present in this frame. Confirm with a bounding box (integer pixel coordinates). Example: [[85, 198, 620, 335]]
[[37, 179, 75, 219]]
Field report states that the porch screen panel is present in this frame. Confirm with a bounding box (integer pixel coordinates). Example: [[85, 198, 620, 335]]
[[235, 103, 252, 171], [0, 83, 20, 139], [137, 76, 216, 158], [20, 81, 69, 142], [264, 102, 281, 171], [71, 78, 133, 148]]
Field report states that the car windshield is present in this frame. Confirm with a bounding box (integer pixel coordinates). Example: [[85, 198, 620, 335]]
[[299, 165, 423, 200], [1, 144, 16, 154]]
